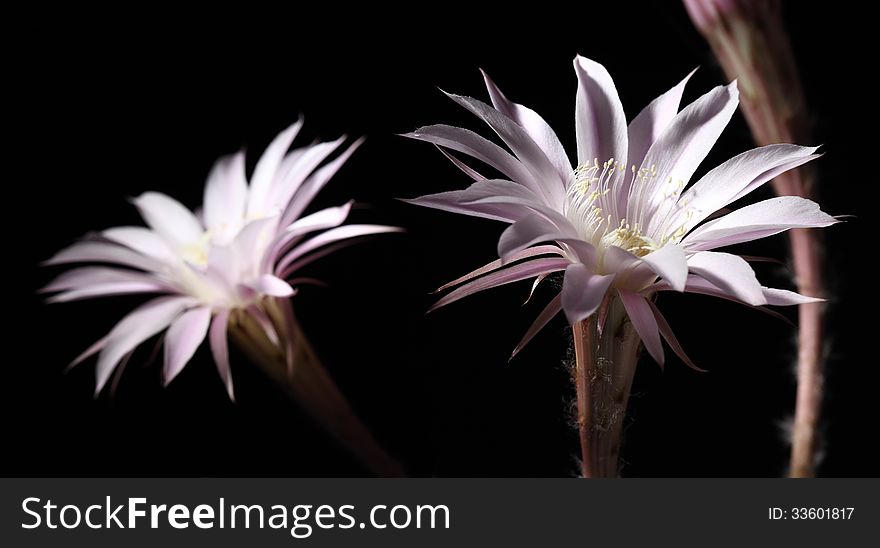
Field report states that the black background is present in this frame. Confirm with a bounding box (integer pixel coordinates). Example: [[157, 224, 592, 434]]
[[8, 3, 875, 477]]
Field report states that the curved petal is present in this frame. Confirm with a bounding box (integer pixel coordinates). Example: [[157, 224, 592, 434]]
[[403, 125, 536, 188], [275, 225, 403, 276], [163, 306, 211, 385], [627, 68, 696, 180], [95, 296, 194, 395], [401, 190, 523, 223], [245, 274, 295, 297], [669, 144, 821, 235], [445, 92, 565, 208], [618, 289, 663, 366], [481, 69, 572, 182], [431, 257, 570, 312], [682, 196, 838, 251], [641, 244, 688, 292], [271, 137, 345, 215], [46, 282, 171, 303], [132, 192, 204, 247], [281, 138, 363, 227], [511, 293, 563, 359], [561, 263, 615, 324], [247, 119, 303, 217], [573, 56, 628, 170], [498, 214, 564, 261], [44, 241, 163, 272], [102, 227, 178, 263], [762, 287, 824, 306], [631, 82, 739, 227], [41, 266, 166, 293], [687, 251, 765, 305], [434, 244, 564, 293], [203, 152, 248, 234], [209, 309, 234, 401], [647, 300, 703, 371]]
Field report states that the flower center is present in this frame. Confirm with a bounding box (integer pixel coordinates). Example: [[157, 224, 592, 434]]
[[565, 159, 657, 257]]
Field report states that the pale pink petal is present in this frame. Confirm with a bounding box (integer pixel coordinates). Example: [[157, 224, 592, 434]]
[[95, 297, 194, 395], [627, 68, 696, 181], [281, 138, 363, 227], [270, 137, 345, 213], [481, 69, 572, 182], [277, 240, 362, 279], [459, 179, 579, 237], [523, 272, 551, 305], [573, 56, 628, 170], [618, 289, 664, 366], [762, 287, 824, 306], [102, 227, 178, 263], [683, 196, 838, 251], [431, 257, 571, 312], [687, 251, 765, 306], [671, 144, 821, 234], [445, 92, 565, 208], [44, 241, 162, 272], [203, 152, 248, 233], [633, 82, 738, 226], [561, 263, 615, 324], [403, 125, 535, 189], [641, 244, 688, 292], [209, 309, 234, 401], [436, 146, 485, 181], [275, 225, 403, 276], [46, 282, 171, 303], [245, 274, 295, 297], [269, 201, 354, 266], [401, 190, 523, 223], [246, 119, 303, 217], [511, 293, 563, 359], [163, 306, 211, 385], [498, 214, 564, 261], [434, 244, 564, 293], [131, 192, 204, 247], [647, 300, 703, 371], [68, 335, 109, 370], [41, 266, 166, 292]]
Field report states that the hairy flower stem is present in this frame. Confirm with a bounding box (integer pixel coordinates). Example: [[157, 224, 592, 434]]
[[684, 0, 826, 477], [227, 300, 404, 477], [573, 297, 641, 478]]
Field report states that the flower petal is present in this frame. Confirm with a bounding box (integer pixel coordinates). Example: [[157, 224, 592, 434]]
[[431, 257, 570, 312], [682, 196, 838, 251], [132, 192, 204, 247], [403, 125, 536, 188], [632, 82, 739, 227], [41, 266, 166, 293], [209, 309, 234, 401], [627, 68, 696, 181], [498, 214, 564, 261], [46, 282, 171, 303], [641, 244, 688, 292], [95, 296, 194, 395], [573, 56, 628, 170], [762, 287, 824, 306], [481, 69, 572, 183], [561, 263, 615, 325], [275, 225, 403, 276], [647, 300, 703, 371], [511, 293, 563, 359], [270, 137, 346, 215], [687, 251, 765, 306], [245, 274, 295, 297], [671, 144, 821, 235], [400, 190, 522, 223], [618, 289, 664, 366], [247, 119, 303, 217], [445, 92, 565, 208], [102, 227, 178, 263], [163, 306, 211, 385], [434, 244, 564, 293], [44, 241, 162, 272], [281, 138, 363, 227], [203, 152, 248, 235]]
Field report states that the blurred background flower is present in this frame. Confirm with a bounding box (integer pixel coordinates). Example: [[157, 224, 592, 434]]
[[43, 123, 403, 476]]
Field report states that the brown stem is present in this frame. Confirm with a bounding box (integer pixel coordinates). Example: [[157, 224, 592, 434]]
[[573, 297, 642, 478], [228, 302, 405, 477], [687, 0, 827, 477]]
